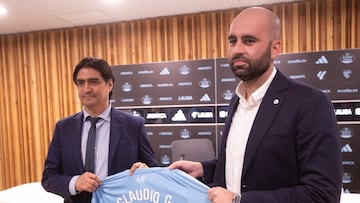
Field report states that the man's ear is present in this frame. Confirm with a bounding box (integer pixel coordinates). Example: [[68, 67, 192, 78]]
[[108, 79, 114, 91], [271, 40, 281, 58]]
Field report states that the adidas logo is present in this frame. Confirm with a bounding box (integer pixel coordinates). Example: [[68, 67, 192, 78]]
[[200, 93, 211, 102], [160, 67, 170, 75], [341, 144, 353, 153], [315, 55, 328, 64], [171, 109, 187, 121]]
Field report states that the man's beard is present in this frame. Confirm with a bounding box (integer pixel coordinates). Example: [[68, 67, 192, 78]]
[[230, 42, 272, 81]]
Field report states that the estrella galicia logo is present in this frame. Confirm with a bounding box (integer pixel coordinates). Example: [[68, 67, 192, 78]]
[[141, 95, 152, 105], [179, 65, 191, 75], [180, 128, 191, 139], [121, 82, 133, 92], [199, 78, 211, 88]]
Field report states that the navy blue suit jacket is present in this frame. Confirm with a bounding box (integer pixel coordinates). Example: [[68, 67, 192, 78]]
[[202, 71, 342, 202], [41, 108, 158, 203]]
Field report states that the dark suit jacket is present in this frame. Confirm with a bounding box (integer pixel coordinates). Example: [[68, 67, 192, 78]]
[[202, 71, 342, 203], [41, 108, 158, 203]]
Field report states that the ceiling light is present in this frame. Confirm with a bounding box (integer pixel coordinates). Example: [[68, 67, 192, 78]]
[[102, 0, 124, 4], [0, 6, 7, 15]]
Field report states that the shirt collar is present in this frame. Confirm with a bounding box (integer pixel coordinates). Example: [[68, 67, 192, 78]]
[[82, 104, 112, 122], [235, 67, 277, 104]]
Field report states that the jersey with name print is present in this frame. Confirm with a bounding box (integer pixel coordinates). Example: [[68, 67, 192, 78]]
[[92, 167, 210, 203]]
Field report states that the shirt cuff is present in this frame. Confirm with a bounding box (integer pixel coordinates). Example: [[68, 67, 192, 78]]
[[232, 195, 241, 203], [69, 175, 80, 195]]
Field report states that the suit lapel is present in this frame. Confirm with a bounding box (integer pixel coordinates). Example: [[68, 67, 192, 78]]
[[223, 95, 240, 139], [71, 113, 85, 172], [108, 109, 123, 172], [241, 72, 289, 177]]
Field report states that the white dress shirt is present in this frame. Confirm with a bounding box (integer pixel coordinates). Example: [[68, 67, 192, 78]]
[[225, 68, 277, 194]]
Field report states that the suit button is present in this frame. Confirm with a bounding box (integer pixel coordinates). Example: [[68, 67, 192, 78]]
[[242, 184, 247, 188]]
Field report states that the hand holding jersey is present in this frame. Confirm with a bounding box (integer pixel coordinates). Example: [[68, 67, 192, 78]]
[[92, 167, 211, 203]]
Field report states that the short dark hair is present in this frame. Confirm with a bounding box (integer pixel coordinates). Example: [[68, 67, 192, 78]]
[[73, 57, 115, 99]]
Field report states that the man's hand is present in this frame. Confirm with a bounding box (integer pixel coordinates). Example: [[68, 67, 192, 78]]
[[208, 186, 236, 203], [129, 162, 149, 175], [168, 160, 204, 178], [75, 172, 101, 193]]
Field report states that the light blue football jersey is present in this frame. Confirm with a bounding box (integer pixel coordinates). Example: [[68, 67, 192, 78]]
[[92, 167, 210, 203]]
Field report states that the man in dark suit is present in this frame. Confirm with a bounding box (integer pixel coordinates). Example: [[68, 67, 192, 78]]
[[41, 57, 158, 203], [169, 7, 342, 203]]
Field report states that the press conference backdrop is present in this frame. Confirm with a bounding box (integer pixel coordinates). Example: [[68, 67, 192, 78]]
[[111, 48, 360, 193]]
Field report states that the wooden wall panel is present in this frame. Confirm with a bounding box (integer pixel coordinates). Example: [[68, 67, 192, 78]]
[[0, 0, 358, 190]]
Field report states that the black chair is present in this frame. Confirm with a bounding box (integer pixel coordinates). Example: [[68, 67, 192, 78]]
[[170, 138, 215, 162]]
